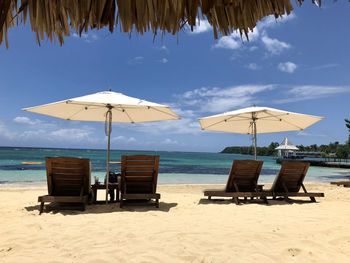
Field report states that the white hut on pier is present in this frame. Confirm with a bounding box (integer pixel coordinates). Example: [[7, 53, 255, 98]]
[[275, 137, 299, 158]]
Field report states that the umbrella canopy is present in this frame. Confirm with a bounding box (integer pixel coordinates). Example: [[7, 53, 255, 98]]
[[23, 91, 179, 203], [23, 91, 179, 122], [199, 106, 323, 159], [275, 137, 299, 151], [0, 0, 319, 48]]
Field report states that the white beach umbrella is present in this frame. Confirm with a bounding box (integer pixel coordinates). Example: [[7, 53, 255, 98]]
[[23, 91, 179, 203], [199, 106, 323, 160]]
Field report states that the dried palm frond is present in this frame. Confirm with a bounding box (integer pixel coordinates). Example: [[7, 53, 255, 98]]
[[0, 0, 319, 48]]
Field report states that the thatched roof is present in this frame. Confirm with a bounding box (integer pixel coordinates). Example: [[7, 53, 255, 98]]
[[0, 0, 319, 48]]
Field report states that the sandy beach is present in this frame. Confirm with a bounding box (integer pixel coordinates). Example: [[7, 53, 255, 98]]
[[0, 183, 349, 262]]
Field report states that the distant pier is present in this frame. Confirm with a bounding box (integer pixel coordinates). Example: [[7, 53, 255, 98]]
[[276, 158, 350, 169]]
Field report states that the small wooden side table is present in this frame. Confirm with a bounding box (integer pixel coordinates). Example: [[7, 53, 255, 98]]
[[91, 183, 119, 203]]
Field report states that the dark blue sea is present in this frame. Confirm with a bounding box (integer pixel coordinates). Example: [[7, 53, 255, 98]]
[[0, 147, 349, 185]]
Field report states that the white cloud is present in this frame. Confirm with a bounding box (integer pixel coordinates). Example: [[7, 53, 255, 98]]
[[90, 33, 98, 41], [160, 45, 168, 51], [154, 45, 169, 53], [212, 14, 294, 55], [214, 35, 241, 50], [189, 14, 295, 37], [179, 85, 276, 113], [0, 122, 16, 140], [134, 117, 200, 135], [162, 138, 179, 145], [72, 32, 99, 43], [275, 86, 350, 103], [13, 116, 42, 125], [50, 128, 94, 142], [159, 58, 168, 64], [2, 122, 96, 145], [261, 34, 291, 55], [18, 129, 47, 140], [111, 135, 136, 143], [278, 62, 298, 73], [306, 63, 339, 71], [246, 63, 260, 70], [257, 13, 296, 31], [127, 137, 136, 143], [288, 86, 350, 97], [188, 19, 212, 34], [297, 131, 326, 137], [127, 56, 144, 65], [245, 29, 260, 42]]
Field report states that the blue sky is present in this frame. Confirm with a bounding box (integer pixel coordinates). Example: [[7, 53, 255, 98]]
[[0, 2, 350, 152]]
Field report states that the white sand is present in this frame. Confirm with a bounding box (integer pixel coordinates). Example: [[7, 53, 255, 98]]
[[0, 183, 350, 262]]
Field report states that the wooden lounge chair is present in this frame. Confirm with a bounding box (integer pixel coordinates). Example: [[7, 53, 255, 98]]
[[266, 161, 324, 202], [204, 160, 265, 204], [330, 181, 350, 188], [38, 157, 91, 214], [120, 155, 160, 208]]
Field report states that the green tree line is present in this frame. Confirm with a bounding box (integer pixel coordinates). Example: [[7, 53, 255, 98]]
[[220, 141, 350, 158], [221, 142, 279, 156], [221, 119, 350, 158]]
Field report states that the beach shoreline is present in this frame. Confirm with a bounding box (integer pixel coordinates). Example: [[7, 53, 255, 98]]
[[0, 181, 331, 190], [1, 183, 350, 262]]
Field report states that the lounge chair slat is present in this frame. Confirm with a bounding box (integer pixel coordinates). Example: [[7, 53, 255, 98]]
[[122, 193, 161, 199], [272, 192, 324, 197], [38, 195, 88, 203], [124, 156, 157, 160], [125, 176, 153, 182], [124, 169, 154, 172], [204, 190, 269, 198]]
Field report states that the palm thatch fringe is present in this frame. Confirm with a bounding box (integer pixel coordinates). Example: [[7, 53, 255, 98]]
[[0, 0, 320, 48]]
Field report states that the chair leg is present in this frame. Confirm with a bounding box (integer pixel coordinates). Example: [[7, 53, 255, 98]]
[[39, 202, 44, 214], [302, 183, 317, 202], [120, 199, 123, 208], [116, 186, 120, 202], [284, 196, 292, 203], [208, 196, 211, 200], [155, 199, 159, 208], [233, 197, 239, 205], [262, 197, 268, 204]]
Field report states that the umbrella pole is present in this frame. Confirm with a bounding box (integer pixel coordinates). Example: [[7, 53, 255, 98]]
[[253, 121, 257, 160], [252, 114, 257, 160], [105, 107, 112, 204]]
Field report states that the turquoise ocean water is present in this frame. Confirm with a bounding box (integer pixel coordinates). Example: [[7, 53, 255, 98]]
[[0, 147, 349, 185]]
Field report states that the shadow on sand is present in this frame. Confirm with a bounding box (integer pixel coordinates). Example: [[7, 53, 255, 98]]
[[25, 201, 178, 215], [198, 197, 320, 206]]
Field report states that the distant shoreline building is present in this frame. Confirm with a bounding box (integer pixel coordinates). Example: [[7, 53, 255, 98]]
[[275, 137, 299, 158]]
